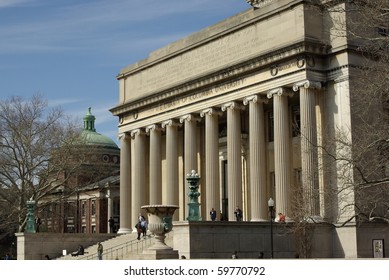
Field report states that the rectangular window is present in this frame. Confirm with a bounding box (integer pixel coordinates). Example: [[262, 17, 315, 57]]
[[81, 201, 86, 217], [294, 168, 302, 187], [270, 172, 275, 200], [113, 198, 120, 216], [91, 200, 96, 216], [292, 105, 300, 137], [267, 111, 274, 142], [222, 160, 228, 221]]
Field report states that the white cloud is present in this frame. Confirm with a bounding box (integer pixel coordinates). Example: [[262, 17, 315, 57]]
[[47, 98, 82, 108], [0, 0, 36, 8]]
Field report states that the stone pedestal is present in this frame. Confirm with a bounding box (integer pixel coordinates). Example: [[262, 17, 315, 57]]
[[139, 248, 179, 260], [141, 205, 179, 259]]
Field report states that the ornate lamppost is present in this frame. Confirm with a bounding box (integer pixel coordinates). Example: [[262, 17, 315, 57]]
[[25, 199, 37, 233], [186, 170, 202, 221], [268, 197, 275, 258]]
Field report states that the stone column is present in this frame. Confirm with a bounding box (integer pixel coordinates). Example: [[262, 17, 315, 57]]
[[200, 108, 222, 220], [146, 124, 162, 205], [162, 120, 180, 215], [180, 114, 200, 217], [131, 129, 147, 228], [180, 114, 199, 173], [243, 95, 268, 221], [293, 80, 322, 220], [118, 133, 132, 234], [107, 189, 113, 232], [267, 88, 292, 219], [221, 102, 243, 221]]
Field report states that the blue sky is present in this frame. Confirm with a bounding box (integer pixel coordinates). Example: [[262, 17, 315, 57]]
[[0, 0, 250, 145]]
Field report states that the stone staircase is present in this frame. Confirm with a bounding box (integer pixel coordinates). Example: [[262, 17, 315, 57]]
[[56, 231, 174, 260]]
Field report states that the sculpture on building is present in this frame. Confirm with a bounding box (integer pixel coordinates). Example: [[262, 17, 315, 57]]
[[246, 0, 273, 9]]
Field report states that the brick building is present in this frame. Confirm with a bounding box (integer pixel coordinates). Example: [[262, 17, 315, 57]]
[[40, 108, 120, 233]]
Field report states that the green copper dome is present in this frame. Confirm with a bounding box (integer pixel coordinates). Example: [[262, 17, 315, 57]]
[[81, 107, 119, 149]]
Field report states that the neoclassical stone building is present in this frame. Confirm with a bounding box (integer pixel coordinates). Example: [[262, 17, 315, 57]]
[[110, 0, 388, 257]]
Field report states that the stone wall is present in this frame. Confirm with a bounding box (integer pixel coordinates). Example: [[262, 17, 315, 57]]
[[173, 221, 334, 259], [356, 224, 389, 258], [16, 232, 116, 260]]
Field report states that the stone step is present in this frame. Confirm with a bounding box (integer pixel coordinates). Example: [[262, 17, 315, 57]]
[[57, 230, 175, 260]]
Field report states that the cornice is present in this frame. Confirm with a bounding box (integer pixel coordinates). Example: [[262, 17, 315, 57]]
[[117, 0, 308, 78], [110, 40, 328, 117]]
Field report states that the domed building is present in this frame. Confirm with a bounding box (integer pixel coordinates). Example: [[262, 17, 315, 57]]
[[82, 107, 119, 150], [40, 108, 120, 234]]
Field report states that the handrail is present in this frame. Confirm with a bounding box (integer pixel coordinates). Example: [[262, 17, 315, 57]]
[[77, 235, 153, 260]]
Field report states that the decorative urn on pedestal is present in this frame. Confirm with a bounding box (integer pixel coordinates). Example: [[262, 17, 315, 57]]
[[141, 205, 179, 259]]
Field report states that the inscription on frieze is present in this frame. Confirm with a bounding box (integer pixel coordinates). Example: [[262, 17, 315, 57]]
[[156, 78, 246, 112]]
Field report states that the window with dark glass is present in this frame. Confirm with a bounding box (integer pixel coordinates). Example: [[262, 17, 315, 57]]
[[91, 200, 96, 216], [292, 105, 300, 137], [81, 201, 86, 217], [267, 111, 274, 142]]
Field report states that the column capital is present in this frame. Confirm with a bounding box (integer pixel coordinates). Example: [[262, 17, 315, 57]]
[[130, 128, 145, 138], [118, 132, 130, 141], [161, 119, 181, 129], [221, 101, 244, 112], [200, 108, 222, 118], [267, 87, 293, 99], [179, 114, 201, 124], [145, 124, 162, 134], [292, 80, 322, 92], [243, 95, 269, 106]]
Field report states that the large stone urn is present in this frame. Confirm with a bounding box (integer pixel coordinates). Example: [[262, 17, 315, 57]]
[[141, 205, 179, 259]]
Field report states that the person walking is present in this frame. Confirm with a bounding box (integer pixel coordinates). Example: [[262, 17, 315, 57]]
[[234, 206, 243, 221], [210, 208, 217, 221], [97, 242, 103, 260], [108, 217, 115, 233], [135, 222, 143, 240], [141, 218, 147, 237]]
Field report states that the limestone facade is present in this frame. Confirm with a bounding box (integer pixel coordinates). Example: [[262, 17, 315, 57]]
[[110, 0, 384, 257]]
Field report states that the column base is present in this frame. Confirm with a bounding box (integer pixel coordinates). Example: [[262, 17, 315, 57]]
[[139, 248, 179, 260], [251, 218, 268, 222]]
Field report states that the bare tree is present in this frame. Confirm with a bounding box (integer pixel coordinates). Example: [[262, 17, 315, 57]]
[[0, 95, 85, 233], [321, 0, 389, 222], [285, 0, 389, 257]]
